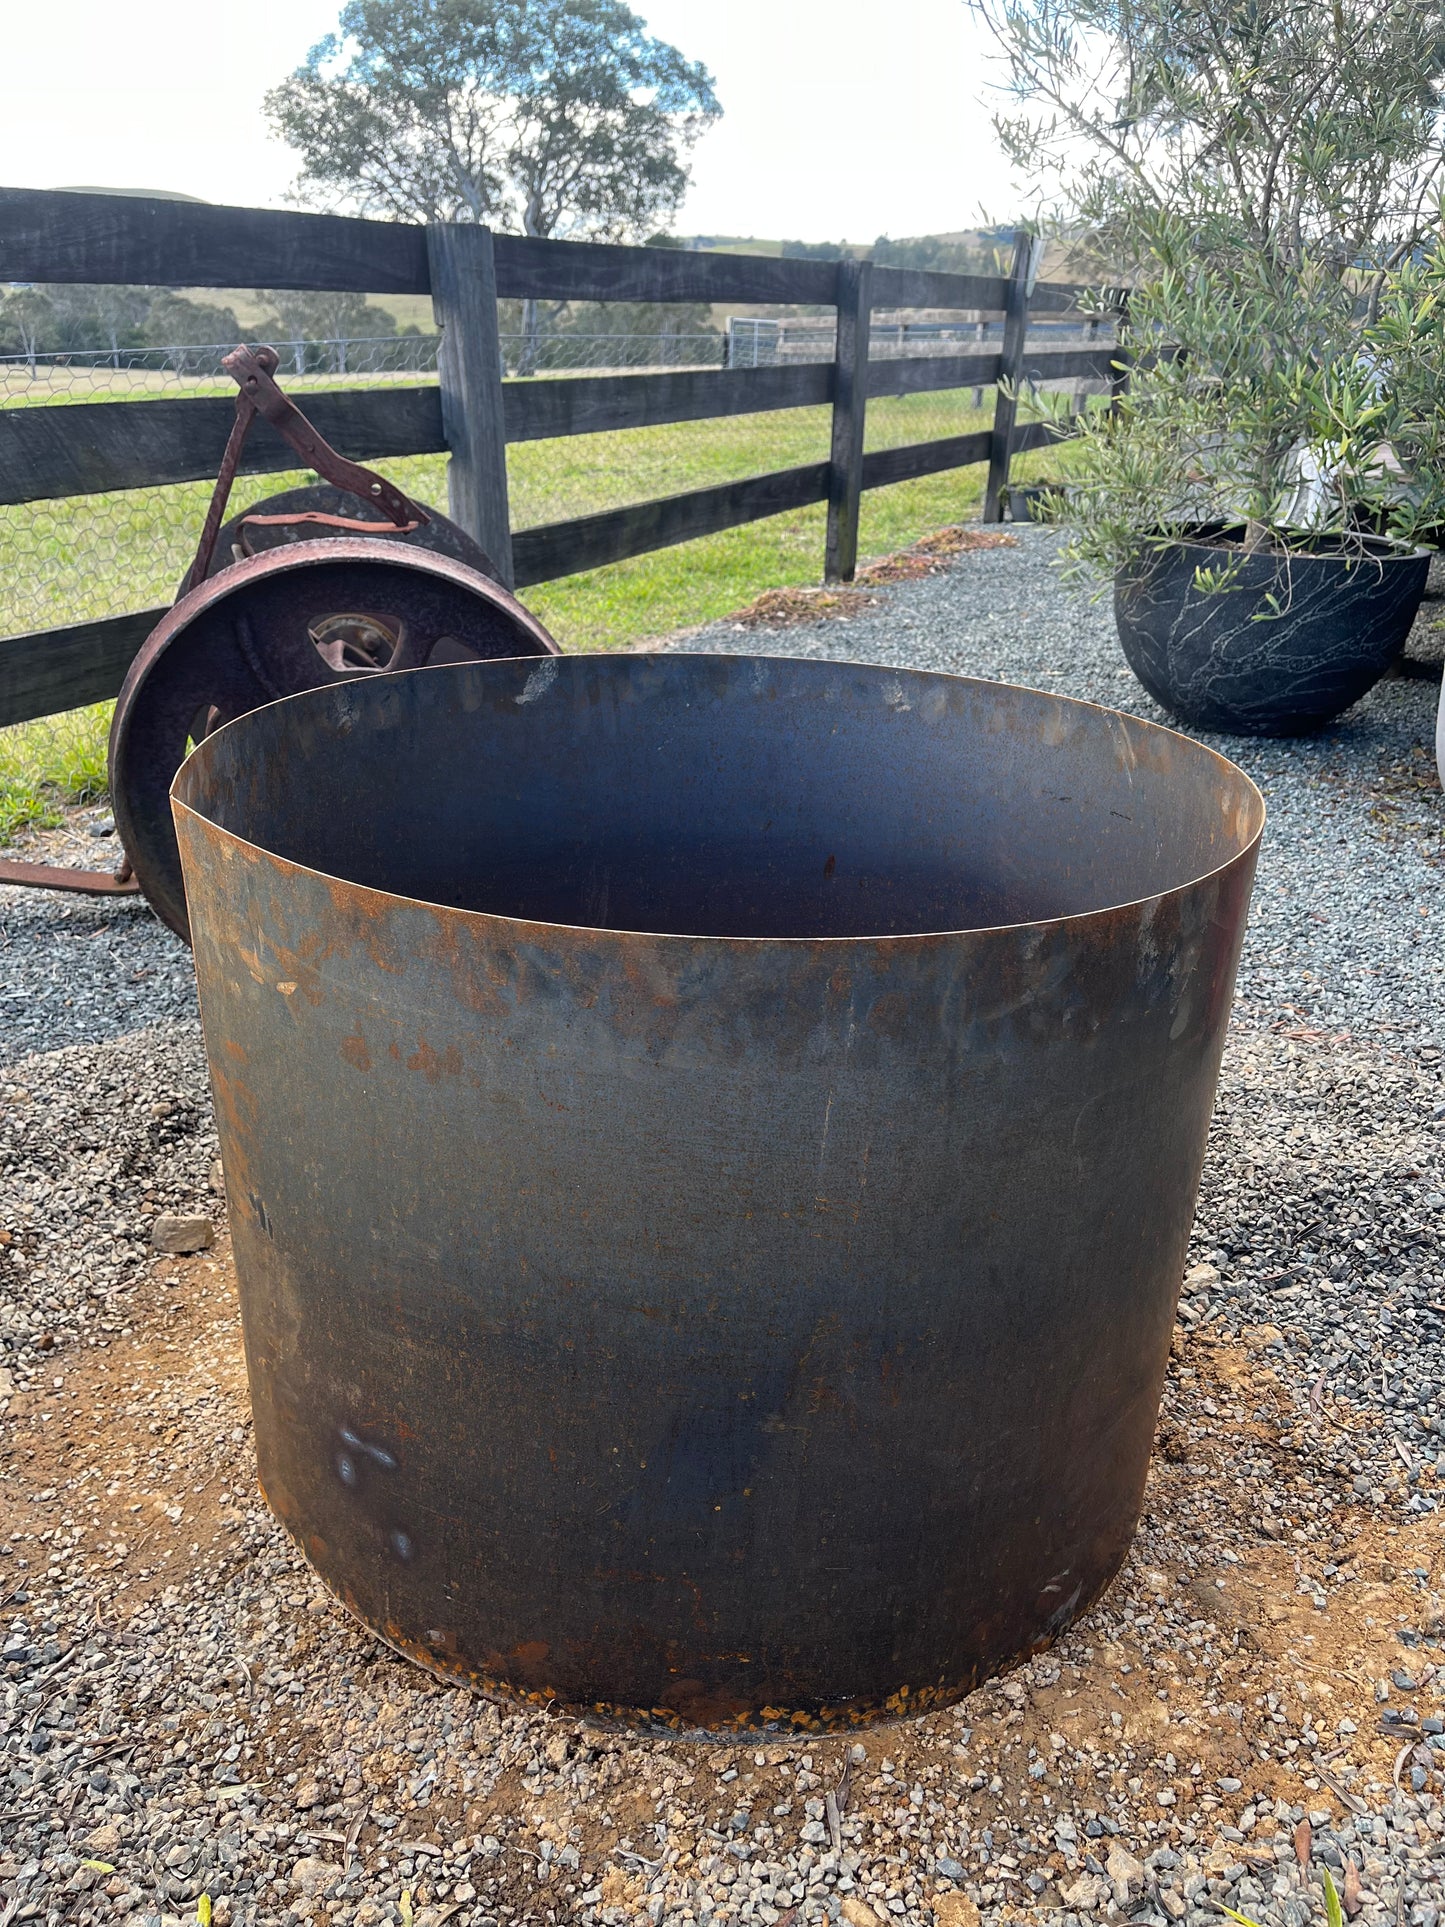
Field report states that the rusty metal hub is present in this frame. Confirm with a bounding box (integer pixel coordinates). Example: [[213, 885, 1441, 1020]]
[[111, 540, 558, 942]]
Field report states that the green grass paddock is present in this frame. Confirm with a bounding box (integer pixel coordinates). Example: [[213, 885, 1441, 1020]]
[[0, 386, 1067, 838]]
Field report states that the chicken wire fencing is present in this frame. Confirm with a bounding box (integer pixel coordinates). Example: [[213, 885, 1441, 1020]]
[[0, 294, 1114, 806], [0, 325, 743, 652]]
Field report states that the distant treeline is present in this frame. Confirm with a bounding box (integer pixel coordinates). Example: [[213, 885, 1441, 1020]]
[[779, 233, 1017, 272], [0, 281, 718, 369], [0, 284, 415, 366]]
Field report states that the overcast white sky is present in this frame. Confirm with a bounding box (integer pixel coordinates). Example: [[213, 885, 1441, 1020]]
[[0, 0, 1021, 242]]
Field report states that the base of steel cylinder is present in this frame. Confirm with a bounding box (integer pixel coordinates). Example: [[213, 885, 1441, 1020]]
[[264, 1478, 1120, 1736]]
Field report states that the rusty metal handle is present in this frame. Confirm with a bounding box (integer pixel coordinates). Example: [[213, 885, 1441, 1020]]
[[183, 346, 431, 593], [183, 346, 276, 591], [222, 346, 428, 532], [235, 510, 423, 558]]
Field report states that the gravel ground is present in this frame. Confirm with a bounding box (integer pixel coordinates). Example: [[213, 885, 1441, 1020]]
[[0, 808, 195, 1068], [1, 526, 1443, 1927]]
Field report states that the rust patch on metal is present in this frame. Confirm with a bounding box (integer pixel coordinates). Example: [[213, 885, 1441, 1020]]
[[339, 1031, 372, 1072], [406, 1037, 463, 1082]]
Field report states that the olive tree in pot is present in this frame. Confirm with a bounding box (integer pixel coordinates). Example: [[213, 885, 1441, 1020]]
[[1035, 229, 1445, 734], [971, 0, 1445, 735]]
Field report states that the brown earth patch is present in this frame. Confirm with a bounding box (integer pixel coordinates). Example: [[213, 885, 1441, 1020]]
[[1, 1255, 1441, 1917], [724, 528, 1020, 629]]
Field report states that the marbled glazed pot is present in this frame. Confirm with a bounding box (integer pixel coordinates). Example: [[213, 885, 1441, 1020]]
[[1115, 531, 1430, 736]]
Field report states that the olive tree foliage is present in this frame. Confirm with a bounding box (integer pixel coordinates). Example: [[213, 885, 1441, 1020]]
[[968, 0, 1445, 281], [1024, 224, 1445, 575], [967, 0, 1445, 567], [265, 0, 720, 242]]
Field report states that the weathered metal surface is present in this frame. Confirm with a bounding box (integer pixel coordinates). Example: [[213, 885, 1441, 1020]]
[[198, 483, 503, 585], [173, 654, 1264, 1733], [111, 540, 558, 943], [184, 344, 436, 591], [0, 856, 138, 896]]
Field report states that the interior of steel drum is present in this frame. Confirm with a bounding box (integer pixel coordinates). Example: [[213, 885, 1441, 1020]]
[[172, 653, 1265, 936]]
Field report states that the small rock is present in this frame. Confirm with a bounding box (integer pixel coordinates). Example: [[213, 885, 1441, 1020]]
[[293, 1777, 322, 1809], [1062, 1872, 1109, 1910], [86, 1820, 124, 1855], [841, 1901, 887, 1927], [1241, 1323, 1283, 1352], [291, 1856, 343, 1896], [1184, 1262, 1220, 1292], [930, 1897, 981, 1927], [936, 1857, 967, 1882], [1107, 1843, 1146, 1889], [151, 1212, 214, 1254], [209, 1158, 226, 1196]]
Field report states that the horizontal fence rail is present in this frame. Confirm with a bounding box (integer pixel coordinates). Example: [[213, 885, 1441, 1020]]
[[0, 187, 1124, 730]]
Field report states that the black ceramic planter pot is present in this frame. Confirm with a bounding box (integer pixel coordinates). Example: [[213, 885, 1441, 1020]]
[[1114, 531, 1430, 735]]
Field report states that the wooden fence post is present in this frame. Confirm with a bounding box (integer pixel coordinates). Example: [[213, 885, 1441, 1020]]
[[426, 222, 514, 587], [982, 230, 1039, 523], [824, 256, 873, 584]]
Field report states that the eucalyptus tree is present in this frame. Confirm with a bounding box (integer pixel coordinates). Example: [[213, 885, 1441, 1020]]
[[266, 0, 720, 366]]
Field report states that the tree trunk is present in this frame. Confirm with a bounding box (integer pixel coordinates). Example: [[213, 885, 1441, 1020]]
[[519, 297, 540, 377], [519, 201, 548, 377]]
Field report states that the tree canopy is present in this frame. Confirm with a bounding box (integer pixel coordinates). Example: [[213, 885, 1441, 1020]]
[[265, 0, 721, 239]]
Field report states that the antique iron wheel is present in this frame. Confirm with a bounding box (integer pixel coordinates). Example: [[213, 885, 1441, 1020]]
[[110, 539, 558, 942]]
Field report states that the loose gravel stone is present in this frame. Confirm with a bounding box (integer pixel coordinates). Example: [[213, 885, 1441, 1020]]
[[0, 887, 197, 1068], [151, 1211, 215, 1255]]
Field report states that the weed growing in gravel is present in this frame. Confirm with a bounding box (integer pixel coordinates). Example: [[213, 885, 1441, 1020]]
[[1225, 1863, 1346, 1927]]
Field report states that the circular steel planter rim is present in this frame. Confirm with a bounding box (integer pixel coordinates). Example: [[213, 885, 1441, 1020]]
[[173, 654, 1266, 947]]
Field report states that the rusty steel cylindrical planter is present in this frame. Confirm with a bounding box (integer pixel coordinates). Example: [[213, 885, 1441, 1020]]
[[173, 654, 1263, 1733]]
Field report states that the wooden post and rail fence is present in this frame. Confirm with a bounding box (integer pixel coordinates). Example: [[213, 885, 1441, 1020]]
[[0, 189, 1126, 731]]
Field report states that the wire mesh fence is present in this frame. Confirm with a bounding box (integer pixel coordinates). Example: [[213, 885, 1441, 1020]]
[[0, 304, 1099, 833], [0, 316, 1114, 643], [0, 330, 716, 648], [500, 332, 723, 373], [0, 336, 437, 402]]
